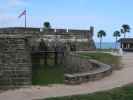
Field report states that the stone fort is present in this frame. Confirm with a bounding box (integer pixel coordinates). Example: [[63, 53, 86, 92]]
[[0, 27, 96, 88]]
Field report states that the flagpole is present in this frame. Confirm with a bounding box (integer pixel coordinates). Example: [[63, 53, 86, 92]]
[[25, 9, 27, 28]]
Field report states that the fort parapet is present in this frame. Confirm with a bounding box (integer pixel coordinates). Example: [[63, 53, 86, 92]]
[[0, 27, 94, 36], [0, 27, 95, 50]]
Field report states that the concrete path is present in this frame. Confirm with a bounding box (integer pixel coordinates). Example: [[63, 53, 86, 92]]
[[0, 53, 133, 100]]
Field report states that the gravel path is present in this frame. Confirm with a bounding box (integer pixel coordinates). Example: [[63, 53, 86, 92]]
[[0, 53, 133, 100]]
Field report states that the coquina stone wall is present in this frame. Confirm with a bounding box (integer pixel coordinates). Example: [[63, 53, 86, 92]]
[[0, 27, 96, 89], [0, 27, 96, 51], [0, 35, 32, 89]]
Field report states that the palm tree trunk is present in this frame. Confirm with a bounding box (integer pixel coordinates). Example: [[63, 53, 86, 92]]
[[115, 37, 117, 49], [100, 37, 102, 49]]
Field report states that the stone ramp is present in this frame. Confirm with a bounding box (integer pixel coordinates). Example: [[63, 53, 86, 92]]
[[0, 53, 133, 100]]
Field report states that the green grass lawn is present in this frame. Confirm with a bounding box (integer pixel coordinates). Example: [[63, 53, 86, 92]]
[[32, 52, 120, 85], [32, 65, 64, 85], [96, 48, 118, 52], [44, 84, 133, 100], [80, 52, 121, 70], [32, 57, 64, 85]]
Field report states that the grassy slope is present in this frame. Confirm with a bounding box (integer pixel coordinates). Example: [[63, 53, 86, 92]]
[[32, 65, 64, 85], [32, 52, 120, 85], [80, 52, 121, 70], [45, 84, 133, 100], [32, 56, 64, 85]]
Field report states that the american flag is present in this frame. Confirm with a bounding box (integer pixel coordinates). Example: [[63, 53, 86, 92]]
[[18, 10, 26, 18]]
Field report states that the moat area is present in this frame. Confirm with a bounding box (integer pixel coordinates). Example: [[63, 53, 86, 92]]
[[0, 52, 133, 100]]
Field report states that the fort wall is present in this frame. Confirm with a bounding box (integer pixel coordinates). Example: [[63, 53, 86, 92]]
[[0, 27, 95, 89], [0, 27, 95, 50], [0, 27, 94, 36], [0, 35, 32, 89]]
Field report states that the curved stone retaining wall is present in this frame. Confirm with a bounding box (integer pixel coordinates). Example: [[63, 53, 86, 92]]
[[64, 59, 112, 85]]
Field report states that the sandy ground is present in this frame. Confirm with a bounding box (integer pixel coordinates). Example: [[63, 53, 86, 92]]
[[0, 52, 133, 100]]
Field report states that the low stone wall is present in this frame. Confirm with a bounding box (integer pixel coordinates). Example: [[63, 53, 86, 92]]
[[64, 53, 94, 74], [64, 59, 112, 85]]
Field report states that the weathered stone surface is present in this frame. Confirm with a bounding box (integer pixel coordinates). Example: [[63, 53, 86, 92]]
[[64, 53, 96, 74], [64, 59, 112, 85], [0, 27, 96, 51], [0, 35, 32, 89], [0, 27, 96, 88]]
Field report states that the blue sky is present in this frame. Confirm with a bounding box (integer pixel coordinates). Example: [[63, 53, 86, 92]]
[[0, 0, 133, 42]]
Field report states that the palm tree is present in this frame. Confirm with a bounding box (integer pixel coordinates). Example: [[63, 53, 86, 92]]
[[113, 30, 121, 49], [121, 24, 130, 38], [44, 22, 51, 29], [97, 30, 106, 49]]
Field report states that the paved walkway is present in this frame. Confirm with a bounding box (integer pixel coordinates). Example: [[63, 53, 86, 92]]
[[0, 53, 133, 100]]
